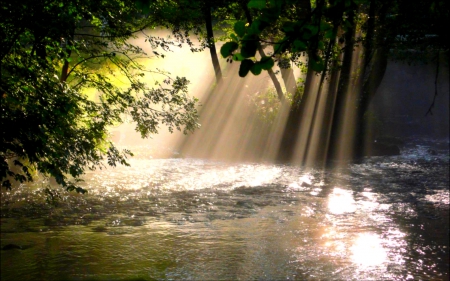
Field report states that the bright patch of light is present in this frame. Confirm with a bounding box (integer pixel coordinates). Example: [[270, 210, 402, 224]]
[[327, 187, 356, 214], [351, 233, 388, 268], [425, 189, 449, 205], [299, 173, 313, 185]]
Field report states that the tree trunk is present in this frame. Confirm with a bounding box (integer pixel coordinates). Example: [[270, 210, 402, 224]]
[[280, 67, 297, 96], [203, 3, 222, 84], [60, 30, 74, 82], [354, 1, 392, 156], [354, 44, 389, 155], [275, 0, 316, 163], [303, 23, 340, 165], [260, 48, 285, 101], [276, 59, 315, 162], [317, 54, 341, 163], [327, 7, 357, 161]]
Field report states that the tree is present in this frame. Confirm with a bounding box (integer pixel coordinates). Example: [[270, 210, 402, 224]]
[[144, 0, 230, 84], [221, 0, 448, 164], [1, 0, 199, 192], [221, 0, 354, 162]]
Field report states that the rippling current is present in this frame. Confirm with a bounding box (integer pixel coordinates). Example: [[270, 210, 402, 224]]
[[1, 138, 449, 280]]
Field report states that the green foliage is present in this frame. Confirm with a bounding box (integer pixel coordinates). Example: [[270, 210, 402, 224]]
[[250, 62, 263, 75], [240, 36, 259, 58], [247, 87, 294, 125], [386, 0, 449, 63], [221, 0, 447, 81], [247, 88, 282, 125], [259, 56, 274, 70], [309, 57, 325, 72], [232, 53, 245, 61], [222, 0, 447, 83], [221, 42, 239, 58], [1, 0, 199, 192], [135, 0, 151, 15], [239, 59, 255, 77], [233, 21, 247, 37], [220, 0, 346, 79], [247, 0, 266, 10]]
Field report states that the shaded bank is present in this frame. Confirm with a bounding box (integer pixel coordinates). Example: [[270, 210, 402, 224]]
[[370, 59, 450, 139]]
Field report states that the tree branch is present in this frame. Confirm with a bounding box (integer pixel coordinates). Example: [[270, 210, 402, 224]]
[[425, 50, 440, 116], [242, 2, 285, 101], [66, 54, 111, 79]]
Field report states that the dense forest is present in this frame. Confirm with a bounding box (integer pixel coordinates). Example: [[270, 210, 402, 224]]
[[1, 0, 449, 192]]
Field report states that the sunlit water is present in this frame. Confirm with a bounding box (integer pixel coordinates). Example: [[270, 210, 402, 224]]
[[1, 138, 449, 280]]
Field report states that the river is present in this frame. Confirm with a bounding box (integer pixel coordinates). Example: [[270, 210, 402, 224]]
[[1, 137, 448, 280]]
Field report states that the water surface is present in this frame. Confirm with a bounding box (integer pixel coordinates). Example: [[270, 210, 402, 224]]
[[1, 138, 449, 280]]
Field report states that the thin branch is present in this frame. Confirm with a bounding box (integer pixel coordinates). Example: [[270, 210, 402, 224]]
[[107, 56, 136, 83], [0, 27, 24, 61], [66, 54, 110, 78], [112, 51, 148, 70], [425, 50, 440, 116], [74, 25, 149, 39]]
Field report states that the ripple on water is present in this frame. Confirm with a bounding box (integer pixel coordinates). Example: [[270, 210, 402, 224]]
[[1, 140, 449, 280]]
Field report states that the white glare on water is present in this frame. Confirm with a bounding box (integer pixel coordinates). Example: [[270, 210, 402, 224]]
[[327, 187, 356, 215], [351, 233, 388, 268]]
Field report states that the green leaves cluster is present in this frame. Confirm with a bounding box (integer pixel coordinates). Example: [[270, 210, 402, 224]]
[[220, 17, 275, 77], [221, 0, 448, 78], [1, 0, 199, 192], [238, 56, 275, 76], [220, 0, 367, 76]]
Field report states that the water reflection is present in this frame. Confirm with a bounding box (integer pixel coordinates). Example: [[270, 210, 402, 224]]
[[1, 140, 448, 280], [327, 187, 356, 215], [351, 233, 387, 267]]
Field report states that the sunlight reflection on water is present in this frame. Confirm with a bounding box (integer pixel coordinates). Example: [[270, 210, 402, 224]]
[[1, 140, 448, 280], [351, 233, 388, 267], [328, 187, 357, 214]]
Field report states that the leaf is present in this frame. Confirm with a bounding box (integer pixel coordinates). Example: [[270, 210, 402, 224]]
[[310, 58, 325, 72], [318, 41, 325, 50], [302, 29, 313, 40], [269, 0, 282, 9], [239, 59, 254, 77], [282, 22, 296, 33], [259, 56, 274, 70], [305, 25, 319, 36], [250, 63, 263, 75], [135, 0, 150, 14], [220, 42, 239, 58], [293, 40, 307, 51], [248, 20, 265, 36], [248, 0, 266, 9], [232, 53, 245, 61], [320, 21, 332, 31], [240, 37, 258, 58], [234, 21, 246, 38], [324, 29, 336, 39]]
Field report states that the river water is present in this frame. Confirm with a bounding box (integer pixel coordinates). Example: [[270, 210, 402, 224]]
[[1, 137, 449, 280]]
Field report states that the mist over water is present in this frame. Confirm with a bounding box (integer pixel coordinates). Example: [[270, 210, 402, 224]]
[[1, 138, 449, 280], [110, 29, 298, 163]]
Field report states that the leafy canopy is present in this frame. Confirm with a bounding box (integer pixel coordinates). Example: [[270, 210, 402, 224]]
[[221, 0, 449, 77], [1, 0, 199, 192]]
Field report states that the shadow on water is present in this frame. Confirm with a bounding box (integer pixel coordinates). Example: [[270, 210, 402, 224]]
[[1, 137, 448, 280]]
